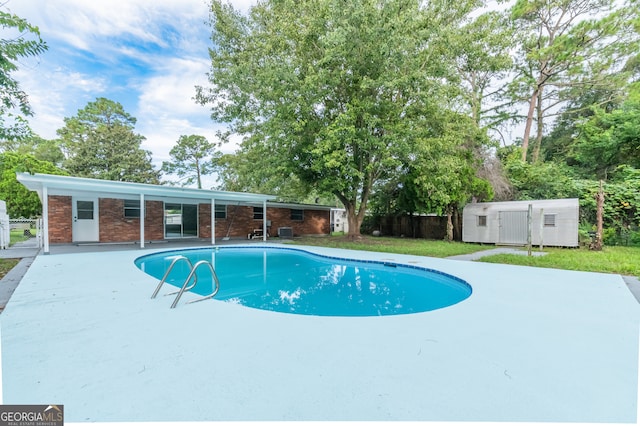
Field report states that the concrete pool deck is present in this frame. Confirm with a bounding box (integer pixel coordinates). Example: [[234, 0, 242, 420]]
[[1, 243, 639, 423]]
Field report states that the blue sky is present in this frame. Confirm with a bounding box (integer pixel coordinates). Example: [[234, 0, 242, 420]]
[[9, 0, 256, 188]]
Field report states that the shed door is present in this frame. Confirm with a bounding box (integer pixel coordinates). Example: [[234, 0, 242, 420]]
[[498, 211, 528, 245]]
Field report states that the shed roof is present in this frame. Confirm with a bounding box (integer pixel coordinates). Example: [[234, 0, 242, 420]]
[[16, 173, 277, 204], [463, 198, 579, 211]]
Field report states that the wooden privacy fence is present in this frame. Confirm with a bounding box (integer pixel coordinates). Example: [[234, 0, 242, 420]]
[[369, 213, 462, 241]]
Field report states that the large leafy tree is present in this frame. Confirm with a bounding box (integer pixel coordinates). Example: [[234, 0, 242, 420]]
[[510, 0, 639, 162], [0, 9, 47, 140], [0, 151, 66, 218], [58, 98, 160, 184], [161, 134, 221, 189], [197, 0, 480, 238]]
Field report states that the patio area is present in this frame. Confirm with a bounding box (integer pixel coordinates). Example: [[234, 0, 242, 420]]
[[1, 242, 639, 423]]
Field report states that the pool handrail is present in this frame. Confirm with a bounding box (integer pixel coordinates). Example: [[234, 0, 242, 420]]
[[150, 255, 195, 299], [170, 260, 221, 309]]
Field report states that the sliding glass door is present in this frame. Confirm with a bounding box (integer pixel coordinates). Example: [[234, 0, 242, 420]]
[[164, 203, 198, 238]]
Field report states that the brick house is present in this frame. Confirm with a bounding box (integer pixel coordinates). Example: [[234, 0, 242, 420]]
[[17, 173, 331, 254]]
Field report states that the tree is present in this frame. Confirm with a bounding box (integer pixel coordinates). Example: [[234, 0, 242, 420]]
[[538, 86, 621, 165], [574, 168, 640, 246], [161, 134, 221, 189], [0, 135, 64, 166], [197, 0, 481, 239], [0, 9, 47, 140], [57, 98, 160, 184], [509, 0, 639, 162], [0, 151, 66, 218], [451, 10, 515, 133], [410, 112, 493, 241], [500, 150, 579, 200], [571, 84, 640, 179], [215, 149, 333, 204]]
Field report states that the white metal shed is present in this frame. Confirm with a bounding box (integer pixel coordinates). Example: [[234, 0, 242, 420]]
[[462, 198, 579, 247]]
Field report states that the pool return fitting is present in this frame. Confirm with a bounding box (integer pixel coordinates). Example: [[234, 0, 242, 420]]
[[150, 255, 221, 308]]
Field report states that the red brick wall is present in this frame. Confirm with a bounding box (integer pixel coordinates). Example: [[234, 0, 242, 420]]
[[213, 205, 255, 239], [213, 205, 330, 238], [144, 201, 165, 240], [266, 207, 330, 236], [98, 199, 166, 242], [199, 204, 211, 238], [48, 196, 72, 243], [99, 199, 136, 242]]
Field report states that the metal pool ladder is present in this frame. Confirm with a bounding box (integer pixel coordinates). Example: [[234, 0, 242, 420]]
[[150, 256, 221, 309]]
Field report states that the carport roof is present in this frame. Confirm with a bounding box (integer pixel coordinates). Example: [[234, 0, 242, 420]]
[[16, 172, 277, 204]]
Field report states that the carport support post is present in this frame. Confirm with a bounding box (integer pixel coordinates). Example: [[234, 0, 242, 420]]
[[211, 198, 216, 245], [139, 193, 145, 248], [42, 185, 49, 254], [527, 203, 532, 256], [263, 199, 267, 242]]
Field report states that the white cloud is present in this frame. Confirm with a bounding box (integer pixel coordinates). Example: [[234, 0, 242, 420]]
[[9, 0, 255, 166], [136, 58, 211, 118], [15, 65, 109, 139]]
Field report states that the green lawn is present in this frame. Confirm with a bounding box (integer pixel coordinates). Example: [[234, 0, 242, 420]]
[[10, 229, 34, 245], [289, 235, 640, 277], [0, 230, 35, 281], [289, 235, 491, 257], [0, 258, 20, 279], [479, 246, 640, 277]]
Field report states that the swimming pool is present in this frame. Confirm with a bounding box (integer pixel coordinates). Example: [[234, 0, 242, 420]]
[[135, 246, 472, 316]]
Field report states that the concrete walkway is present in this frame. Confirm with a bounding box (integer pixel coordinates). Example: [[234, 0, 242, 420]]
[[446, 246, 548, 261], [0, 239, 40, 312]]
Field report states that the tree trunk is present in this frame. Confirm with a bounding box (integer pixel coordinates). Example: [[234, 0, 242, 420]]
[[347, 213, 361, 240], [446, 209, 454, 242], [532, 86, 544, 163], [342, 200, 363, 241], [452, 207, 461, 241], [521, 86, 539, 162], [591, 180, 605, 251]]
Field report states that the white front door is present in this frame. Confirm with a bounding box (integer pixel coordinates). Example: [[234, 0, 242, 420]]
[[72, 197, 99, 242]]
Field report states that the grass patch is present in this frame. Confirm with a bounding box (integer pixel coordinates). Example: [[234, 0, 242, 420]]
[[0, 258, 20, 280], [288, 235, 640, 278], [10, 229, 34, 245], [288, 235, 488, 258], [479, 246, 640, 277]]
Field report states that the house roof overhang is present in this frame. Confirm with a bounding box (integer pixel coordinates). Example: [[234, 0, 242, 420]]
[[16, 173, 277, 204]]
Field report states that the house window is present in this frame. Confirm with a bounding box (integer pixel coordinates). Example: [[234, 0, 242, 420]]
[[215, 204, 227, 219], [291, 209, 304, 221], [477, 215, 487, 227], [544, 214, 556, 227], [124, 199, 140, 218], [253, 206, 264, 220]]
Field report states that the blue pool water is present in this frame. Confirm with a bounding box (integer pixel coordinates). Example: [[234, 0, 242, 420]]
[[135, 246, 472, 316]]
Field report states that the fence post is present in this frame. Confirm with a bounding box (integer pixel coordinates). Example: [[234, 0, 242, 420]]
[[527, 204, 533, 256], [539, 208, 544, 251]]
